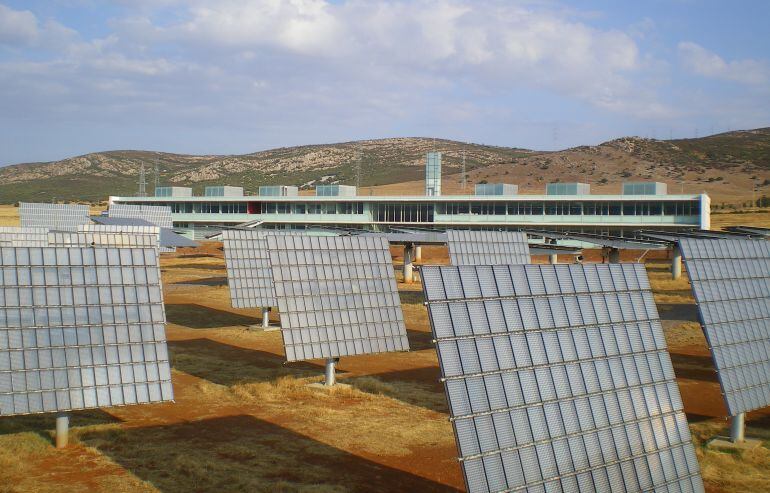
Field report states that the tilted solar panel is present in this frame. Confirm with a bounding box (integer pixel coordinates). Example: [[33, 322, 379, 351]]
[[422, 263, 703, 493], [679, 238, 770, 415], [19, 203, 90, 232], [49, 231, 159, 249], [267, 234, 409, 362], [78, 224, 173, 253], [108, 204, 173, 229], [446, 230, 530, 266], [0, 246, 173, 415], [221, 229, 302, 309]]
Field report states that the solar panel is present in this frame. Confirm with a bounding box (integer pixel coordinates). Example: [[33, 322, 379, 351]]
[[90, 217, 197, 249], [221, 229, 302, 309], [78, 224, 173, 253], [267, 234, 410, 362], [48, 231, 160, 249], [421, 263, 703, 493], [0, 246, 173, 415], [19, 203, 90, 231], [679, 238, 770, 415], [108, 204, 173, 229], [0, 227, 49, 247], [446, 230, 530, 266]]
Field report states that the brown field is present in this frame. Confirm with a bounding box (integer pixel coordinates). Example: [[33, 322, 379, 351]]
[[0, 242, 769, 492]]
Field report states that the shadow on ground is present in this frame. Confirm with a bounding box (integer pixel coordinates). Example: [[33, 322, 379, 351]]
[[172, 276, 228, 287], [658, 303, 700, 322], [0, 409, 120, 443], [166, 304, 261, 329], [669, 353, 718, 383], [169, 338, 322, 386], [79, 415, 461, 493]]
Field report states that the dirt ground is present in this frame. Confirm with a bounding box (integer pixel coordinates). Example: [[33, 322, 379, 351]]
[[0, 213, 770, 492]]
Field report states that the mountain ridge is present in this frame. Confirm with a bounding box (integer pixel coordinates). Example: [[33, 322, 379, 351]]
[[2, 129, 769, 205]]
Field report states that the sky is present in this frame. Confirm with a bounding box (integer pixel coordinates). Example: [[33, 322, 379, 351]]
[[0, 0, 768, 165]]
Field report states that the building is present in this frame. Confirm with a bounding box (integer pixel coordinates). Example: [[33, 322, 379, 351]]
[[110, 182, 710, 240]]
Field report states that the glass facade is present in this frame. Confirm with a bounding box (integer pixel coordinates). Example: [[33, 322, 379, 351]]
[[425, 152, 441, 196]]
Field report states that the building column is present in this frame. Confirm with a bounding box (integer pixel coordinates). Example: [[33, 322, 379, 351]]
[[671, 244, 682, 280], [403, 244, 414, 284]]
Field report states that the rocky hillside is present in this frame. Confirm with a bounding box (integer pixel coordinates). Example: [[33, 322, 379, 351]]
[[2, 129, 769, 206]]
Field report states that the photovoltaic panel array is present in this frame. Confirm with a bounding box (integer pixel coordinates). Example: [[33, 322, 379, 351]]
[[0, 227, 49, 247], [108, 204, 173, 229], [421, 264, 703, 493], [19, 203, 90, 232], [679, 238, 770, 415], [267, 235, 409, 362], [0, 246, 173, 415], [446, 230, 531, 266], [221, 229, 296, 309]]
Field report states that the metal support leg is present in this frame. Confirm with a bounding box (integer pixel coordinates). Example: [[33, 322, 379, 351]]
[[414, 246, 422, 263], [403, 245, 414, 284], [549, 253, 558, 265], [671, 245, 682, 280], [730, 413, 745, 443], [55, 412, 69, 448], [262, 307, 270, 328], [324, 358, 336, 387], [608, 248, 620, 264]]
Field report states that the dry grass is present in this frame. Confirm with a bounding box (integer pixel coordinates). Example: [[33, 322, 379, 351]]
[[0, 205, 19, 226], [690, 421, 770, 493], [711, 210, 770, 229]]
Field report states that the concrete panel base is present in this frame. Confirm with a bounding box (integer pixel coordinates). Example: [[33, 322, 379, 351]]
[[307, 382, 352, 391], [706, 436, 763, 451], [247, 324, 280, 332]]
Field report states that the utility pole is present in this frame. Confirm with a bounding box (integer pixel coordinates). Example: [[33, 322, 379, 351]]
[[138, 163, 147, 197], [154, 155, 161, 192]]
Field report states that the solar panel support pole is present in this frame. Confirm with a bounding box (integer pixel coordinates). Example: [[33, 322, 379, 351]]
[[324, 358, 336, 386], [415, 245, 422, 262], [608, 248, 620, 264], [549, 253, 558, 264], [55, 412, 69, 448], [671, 245, 682, 280], [403, 244, 414, 284], [730, 413, 745, 443], [262, 307, 270, 328]]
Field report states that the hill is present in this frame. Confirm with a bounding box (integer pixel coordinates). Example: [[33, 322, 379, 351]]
[[2, 129, 769, 206]]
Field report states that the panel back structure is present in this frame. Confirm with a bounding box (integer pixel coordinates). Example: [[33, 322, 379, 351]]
[[108, 204, 173, 229], [0, 246, 173, 415], [19, 203, 90, 232], [447, 230, 531, 266], [421, 263, 703, 493], [50, 231, 160, 249], [221, 229, 295, 309], [79, 224, 172, 253], [267, 235, 409, 362], [0, 227, 49, 247], [679, 238, 770, 415]]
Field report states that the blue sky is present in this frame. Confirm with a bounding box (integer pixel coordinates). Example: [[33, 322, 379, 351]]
[[0, 0, 768, 165]]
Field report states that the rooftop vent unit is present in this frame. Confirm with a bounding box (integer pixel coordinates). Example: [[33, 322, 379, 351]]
[[155, 186, 192, 198], [316, 185, 356, 197], [622, 182, 668, 195], [545, 182, 590, 195], [205, 186, 244, 197], [259, 185, 299, 197], [475, 183, 518, 196]]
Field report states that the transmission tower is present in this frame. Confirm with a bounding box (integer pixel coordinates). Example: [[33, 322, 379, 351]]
[[154, 156, 161, 192], [461, 150, 467, 193], [356, 148, 361, 190], [138, 163, 147, 197]]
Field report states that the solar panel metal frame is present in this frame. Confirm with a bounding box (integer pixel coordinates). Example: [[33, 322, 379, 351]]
[[679, 238, 770, 415], [267, 234, 410, 362], [421, 263, 703, 493], [108, 204, 173, 229], [19, 203, 91, 232], [0, 245, 173, 415], [446, 230, 531, 266], [78, 224, 172, 253]]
